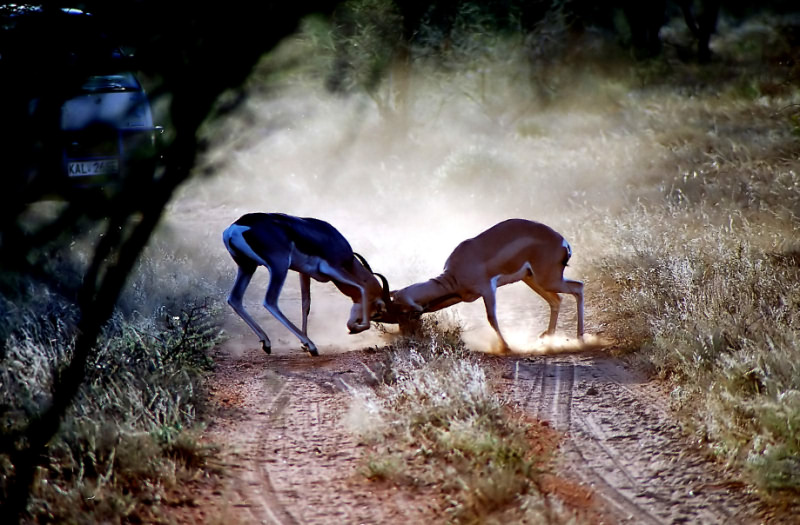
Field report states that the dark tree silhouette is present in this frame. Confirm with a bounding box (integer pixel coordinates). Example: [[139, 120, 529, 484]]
[[0, 1, 337, 521]]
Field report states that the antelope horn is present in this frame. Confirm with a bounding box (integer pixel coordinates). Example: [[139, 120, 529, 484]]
[[353, 252, 390, 304], [374, 272, 391, 304], [353, 252, 373, 274]]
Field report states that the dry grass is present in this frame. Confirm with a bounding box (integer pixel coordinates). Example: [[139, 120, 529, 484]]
[[347, 316, 578, 524], [587, 16, 800, 494], [0, 246, 224, 522], [596, 193, 800, 493]]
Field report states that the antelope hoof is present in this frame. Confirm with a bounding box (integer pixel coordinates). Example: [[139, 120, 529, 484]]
[[349, 323, 371, 335], [303, 343, 319, 357], [260, 340, 271, 355]]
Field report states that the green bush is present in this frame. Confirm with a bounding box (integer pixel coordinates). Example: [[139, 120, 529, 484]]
[[0, 290, 222, 522]]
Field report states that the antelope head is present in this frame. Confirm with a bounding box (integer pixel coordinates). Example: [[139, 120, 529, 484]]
[[347, 254, 395, 333]]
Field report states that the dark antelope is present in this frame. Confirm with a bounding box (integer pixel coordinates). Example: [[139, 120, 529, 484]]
[[223, 213, 390, 356]]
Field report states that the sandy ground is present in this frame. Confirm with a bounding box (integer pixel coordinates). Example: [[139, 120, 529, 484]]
[[164, 304, 793, 524]]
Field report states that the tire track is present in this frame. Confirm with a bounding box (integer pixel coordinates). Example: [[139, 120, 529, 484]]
[[229, 369, 299, 525], [518, 357, 662, 524], [511, 353, 764, 524], [214, 350, 442, 525]]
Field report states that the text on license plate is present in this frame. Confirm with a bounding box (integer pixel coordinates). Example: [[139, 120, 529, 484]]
[[68, 158, 119, 177]]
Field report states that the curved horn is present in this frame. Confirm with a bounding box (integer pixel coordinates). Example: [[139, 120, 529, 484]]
[[374, 272, 391, 304], [352, 252, 373, 274], [353, 252, 390, 304]]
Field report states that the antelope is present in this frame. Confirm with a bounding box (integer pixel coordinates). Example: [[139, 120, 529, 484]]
[[389, 219, 584, 352], [222, 213, 390, 356]]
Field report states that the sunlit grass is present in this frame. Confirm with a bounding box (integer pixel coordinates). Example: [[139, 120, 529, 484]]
[[0, 251, 224, 522], [590, 61, 800, 493], [5, 3, 799, 523], [346, 315, 577, 523], [596, 201, 800, 488]]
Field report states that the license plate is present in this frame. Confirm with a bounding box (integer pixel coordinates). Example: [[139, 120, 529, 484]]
[[68, 158, 119, 177]]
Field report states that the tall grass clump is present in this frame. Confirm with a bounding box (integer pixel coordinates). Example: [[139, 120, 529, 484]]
[[593, 25, 800, 495], [600, 203, 800, 491], [348, 316, 575, 524], [0, 280, 223, 522]]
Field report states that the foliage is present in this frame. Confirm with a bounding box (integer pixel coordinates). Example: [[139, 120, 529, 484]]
[[349, 316, 574, 524], [0, 290, 223, 523], [590, 21, 800, 493], [326, 0, 403, 95], [204, 2, 800, 506], [1, 0, 339, 519]]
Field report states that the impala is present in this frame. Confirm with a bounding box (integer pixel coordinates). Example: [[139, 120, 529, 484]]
[[390, 219, 584, 352], [222, 213, 390, 356]]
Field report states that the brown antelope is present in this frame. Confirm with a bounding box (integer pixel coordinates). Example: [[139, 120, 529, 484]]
[[389, 219, 584, 352], [222, 213, 390, 356]]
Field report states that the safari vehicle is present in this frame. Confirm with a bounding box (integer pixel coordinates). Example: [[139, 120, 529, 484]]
[[2, 4, 161, 196], [60, 70, 160, 189]]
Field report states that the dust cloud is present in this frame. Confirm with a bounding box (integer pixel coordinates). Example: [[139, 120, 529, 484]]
[[160, 34, 661, 354]]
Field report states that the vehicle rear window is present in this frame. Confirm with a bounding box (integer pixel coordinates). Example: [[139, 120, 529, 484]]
[[81, 73, 139, 92]]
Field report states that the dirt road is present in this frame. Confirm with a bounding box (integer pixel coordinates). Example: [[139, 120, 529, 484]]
[[505, 353, 770, 524], [168, 325, 788, 525], [177, 339, 442, 524]]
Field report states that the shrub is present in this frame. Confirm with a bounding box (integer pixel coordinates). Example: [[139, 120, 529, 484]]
[[593, 74, 800, 492], [0, 290, 223, 522], [348, 316, 574, 523]]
